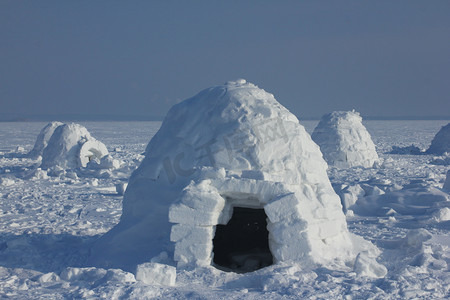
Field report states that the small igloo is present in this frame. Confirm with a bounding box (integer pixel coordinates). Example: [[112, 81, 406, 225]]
[[426, 123, 450, 155], [90, 80, 375, 273], [27, 121, 63, 158], [311, 111, 379, 168], [40, 123, 109, 170]]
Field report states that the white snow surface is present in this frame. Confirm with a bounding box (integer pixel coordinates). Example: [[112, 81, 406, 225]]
[[0, 117, 449, 298], [427, 122, 450, 155], [90, 80, 361, 273], [312, 110, 379, 168]]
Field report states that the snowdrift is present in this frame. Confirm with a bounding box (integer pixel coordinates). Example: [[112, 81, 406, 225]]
[[90, 80, 381, 275], [427, 122, 450, 155], [40, 123, 109, 170], [311, 110, 379, 168]]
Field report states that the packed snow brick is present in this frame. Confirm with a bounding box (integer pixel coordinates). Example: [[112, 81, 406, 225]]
[[426, 123, 450, 155], [40, 123, 109, 169], [135, 263, 176, 286], [90, 79, 381, 274], [311, 110, 379, 168]]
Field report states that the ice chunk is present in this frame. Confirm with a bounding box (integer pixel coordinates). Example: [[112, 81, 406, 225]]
[[353, 252, 387, 278], [405, 229, 432, 248], [444, 169, 450, 191], [115, 182, 128, 195], [37, 272, 60, 283]]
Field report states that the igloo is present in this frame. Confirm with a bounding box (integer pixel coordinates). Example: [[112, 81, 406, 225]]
[[426, 123, 450, 155], [311, 110, 379, 168], [27, 121, 63, 158], [40, 123, 109, 170], [90, 80, 375, 273]]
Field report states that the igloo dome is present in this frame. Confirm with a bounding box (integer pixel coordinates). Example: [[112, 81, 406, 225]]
[[27, 121, 63, 158], [90, 80, 378, 273], [426, 123, 450, 155], [40, 123, 109, 170], [311, 110, 379, 168]]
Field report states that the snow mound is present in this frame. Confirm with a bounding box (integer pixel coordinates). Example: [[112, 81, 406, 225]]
[[27, 121, 63, 158], [426, 123, 450, 155], [90, 80, 374, 273], [311, 110, 379, 168], [40, 123, 109, 170], [351, 186, 449, 217]]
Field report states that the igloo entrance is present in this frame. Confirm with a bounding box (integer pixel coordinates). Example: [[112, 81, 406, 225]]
[[213, 207, 273, 273]]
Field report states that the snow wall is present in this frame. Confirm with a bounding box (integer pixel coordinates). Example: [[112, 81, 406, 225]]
[[40, 123, 109, 170], [311, 111, 379, 168], [427, 123, 450, 155], [90, 80, 376, 273]]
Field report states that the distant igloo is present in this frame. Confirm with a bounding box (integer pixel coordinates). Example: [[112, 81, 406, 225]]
[[27, 121, 63, 158], [90, 80, 379, 274], [40, 123, 109, 170], [311, 111, 379, 168], [426, 123, 450, 155]]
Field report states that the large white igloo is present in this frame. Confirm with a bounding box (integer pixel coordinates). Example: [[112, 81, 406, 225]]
[[311, 111, 379, 168], [27, 121, 63, 158], [40, 123, 109, 170], [426, 123, 450, 155], [90, 80, 376, 273]]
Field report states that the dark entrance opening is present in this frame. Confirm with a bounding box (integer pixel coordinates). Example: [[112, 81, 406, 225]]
[[212, 207, 273, 273]]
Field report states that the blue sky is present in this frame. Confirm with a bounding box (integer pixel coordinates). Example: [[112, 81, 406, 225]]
[[1, 1, 449, 120]]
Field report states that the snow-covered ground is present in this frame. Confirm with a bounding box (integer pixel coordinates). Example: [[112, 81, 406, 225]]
[[0, 120, 449, 299]]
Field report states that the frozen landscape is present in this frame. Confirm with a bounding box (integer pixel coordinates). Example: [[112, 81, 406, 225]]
[[0, 116, 449, 298], [1, 1, 449, 298]]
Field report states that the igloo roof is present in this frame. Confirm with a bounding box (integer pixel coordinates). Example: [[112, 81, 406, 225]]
[[90, 80, 375, 273], [40, 123, 108, 170], [311, 110, 379, 168], [427, 123, 450, 155], [141, 79, 306, 184]]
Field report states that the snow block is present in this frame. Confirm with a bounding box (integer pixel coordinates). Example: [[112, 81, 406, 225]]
[[170, 224, 214, 243], [169, 203, 220, 226], [135, 263, 176, 286], [267, 221, 307, 244], [178, 181, 225, 212], [264, 193, 301, 223], [270, 233, 311, 262], [174, 239, 213, 265]]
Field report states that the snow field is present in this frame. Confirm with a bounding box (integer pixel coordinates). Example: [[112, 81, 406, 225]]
[[0, 117, 448, 298]]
